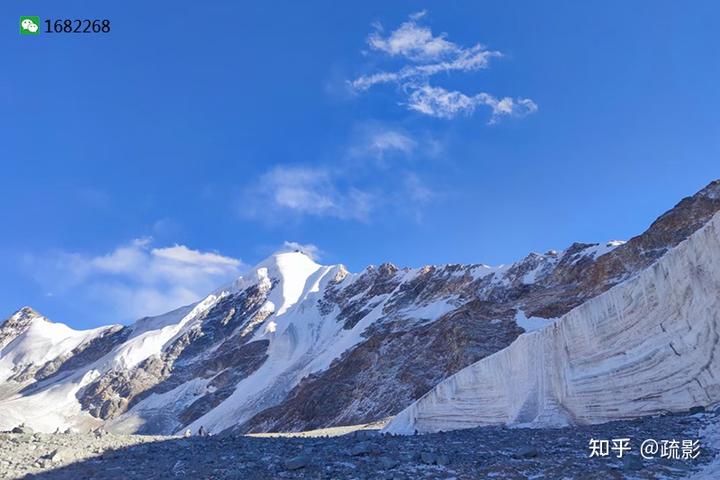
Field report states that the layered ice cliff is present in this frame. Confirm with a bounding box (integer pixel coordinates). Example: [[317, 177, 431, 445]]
[[386, 211, 720, 434]]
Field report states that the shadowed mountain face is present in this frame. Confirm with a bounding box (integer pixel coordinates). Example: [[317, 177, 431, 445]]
[[1, 180, 719, 435]]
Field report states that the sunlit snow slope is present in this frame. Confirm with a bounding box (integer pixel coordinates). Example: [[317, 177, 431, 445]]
[[386, 211, 720, 434]]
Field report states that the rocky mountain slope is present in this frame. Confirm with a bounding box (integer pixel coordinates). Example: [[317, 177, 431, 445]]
[[1, 180, 719, 436]]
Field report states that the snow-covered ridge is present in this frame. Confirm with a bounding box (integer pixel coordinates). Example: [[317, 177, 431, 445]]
[[0, 251, 336, 432], [0, 309, 115, 383], [386, 211, 720, 434]]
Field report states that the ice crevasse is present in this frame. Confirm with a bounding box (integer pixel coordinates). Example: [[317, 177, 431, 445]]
[[386, 211, 720, 434]]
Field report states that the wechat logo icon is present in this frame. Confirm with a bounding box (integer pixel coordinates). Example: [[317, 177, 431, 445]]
[[20, 16, 40, 35]]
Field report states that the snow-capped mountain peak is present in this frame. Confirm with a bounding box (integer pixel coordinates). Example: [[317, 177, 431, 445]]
[[250, 250, 327, 316]]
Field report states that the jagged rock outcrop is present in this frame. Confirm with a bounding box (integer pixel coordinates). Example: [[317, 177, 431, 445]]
[[1, 180, 719, 435], [0, 307, 40, 350]]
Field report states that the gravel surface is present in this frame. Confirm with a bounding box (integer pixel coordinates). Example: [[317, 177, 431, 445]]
[[0, 410, 717, 479]]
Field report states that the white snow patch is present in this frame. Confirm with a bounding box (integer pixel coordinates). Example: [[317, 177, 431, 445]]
[[263, 321, 277, 334], [400, 298, 457, 321], [514, 310, 557, 333], [581, 240, 626, 261], [464, 264, 501, 280], [111, 297, 219, 371], [522, 266, 542, 285], [0, 374, 103, 432]]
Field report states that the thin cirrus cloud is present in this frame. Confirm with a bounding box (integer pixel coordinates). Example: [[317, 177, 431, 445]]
[[253, 166, 374, 221], [242, 127, 433, 223], [350, 11, 537, 122], [25, 238, 245, 323], [366, 130, 416, 156], [346, 127, 417, 167]]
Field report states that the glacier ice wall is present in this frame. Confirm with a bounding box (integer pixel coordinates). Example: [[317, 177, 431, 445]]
[[386, 212, 720, 434]]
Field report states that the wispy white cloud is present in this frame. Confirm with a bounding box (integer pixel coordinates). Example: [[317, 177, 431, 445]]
[[403, 173, 434, 203], [350, 11, 536, 122], [354, 18, 501, 91], [245, 166, 373, 221], [24, 239, 244, 322], [346, 127, 417, 166], [240, 126, 439, 223], [351, 45, 500, 91], [367, 130, 416, 155], [367, 11, 458, 61], [407, 84, 538, 122], [406, 85, 476, 119], [364, 9, 497, 68]]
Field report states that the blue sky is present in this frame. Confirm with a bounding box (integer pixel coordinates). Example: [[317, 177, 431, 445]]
[[2, 1, 719, 328]]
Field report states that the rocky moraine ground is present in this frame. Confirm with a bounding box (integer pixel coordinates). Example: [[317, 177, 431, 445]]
[[0, 408, 718, 479]]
